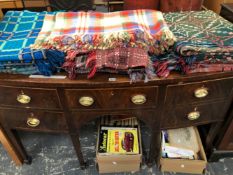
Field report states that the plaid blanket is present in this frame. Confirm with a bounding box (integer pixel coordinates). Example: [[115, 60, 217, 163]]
[[151, 52, 184, 77], [86, 47, 149, 78], [164, 10, 233, 61], [32, 10, 176, 59], [0, 11, 64, 75], [62, 54, 147, 79], [0, 11, 45, 62], [188, 63, 233, 74], [157, 10, 233, 75], [63, 54, 155, 82]]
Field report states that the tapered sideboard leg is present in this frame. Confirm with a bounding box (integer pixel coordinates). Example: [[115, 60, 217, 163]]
[[70, 133, 87, 170], [206, 122, 223, 155], [147, 131, 161, 167], [2, 128, 31, 164], [0, 128, 31, 165], [0, 127, 23, 165]]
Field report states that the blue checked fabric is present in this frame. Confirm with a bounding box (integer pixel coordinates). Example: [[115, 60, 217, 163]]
[[0, 10, 65, 75], [0, 10, 50, 63]]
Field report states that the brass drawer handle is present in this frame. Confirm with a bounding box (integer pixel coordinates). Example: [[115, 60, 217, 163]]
[[17, 92, 31, 104], [79, 96, 94, 107], [194, 87, 208, 98], [187, 111, 200, 121], [27, 117, 40, 127], [131, 94, 146, 105]]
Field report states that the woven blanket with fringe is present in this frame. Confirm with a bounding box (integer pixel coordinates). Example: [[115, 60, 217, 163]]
[[150, 52, 184, 78], [63, 52, 155, 82], [85, 47, 149, 78], [32, 10, 176, 59], [164, 10, 233, 61], [0, 11, 64, 75]]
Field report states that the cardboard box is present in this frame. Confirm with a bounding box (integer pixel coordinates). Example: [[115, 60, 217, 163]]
[[97, 153, 141, 174], [160, 127, 207, 174], [96, 122, 142, 174]]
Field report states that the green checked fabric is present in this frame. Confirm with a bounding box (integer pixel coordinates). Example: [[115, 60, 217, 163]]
[[164, 10, 233, 62]]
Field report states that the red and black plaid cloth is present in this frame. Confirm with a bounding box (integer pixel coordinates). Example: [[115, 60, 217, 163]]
[[86, 47, 149, 78], [62, 48, 153, 81]]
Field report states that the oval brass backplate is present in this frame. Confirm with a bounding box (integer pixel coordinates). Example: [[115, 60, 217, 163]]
[[79, 96, 94, 107], [17, 93, 31, 104], [131, 94, 146, 105], [194, 87, 208, 98], [27, 118, 40, 127], [187, 111, 200, 121]]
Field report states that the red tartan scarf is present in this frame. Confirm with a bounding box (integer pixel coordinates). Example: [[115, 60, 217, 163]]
[[86, 47, 149, 78]]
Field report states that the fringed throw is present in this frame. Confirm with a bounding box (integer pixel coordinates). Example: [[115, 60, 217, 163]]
[[86, 47, 149, 78], [164, 10, 233, 61], [62, 49, 155, 82], [32, 10, 176, 59]]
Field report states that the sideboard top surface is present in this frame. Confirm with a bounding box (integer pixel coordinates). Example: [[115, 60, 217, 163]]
[[0, 72, 233, 88]]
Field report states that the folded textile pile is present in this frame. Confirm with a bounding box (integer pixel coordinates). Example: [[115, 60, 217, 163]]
[[63, 48, 155, 82], [0, 10, 65, 76], [150, 52, 184, 78], [33, 10, 176, 55], [33, 10, 176, 80], [164, 10, 233, 74]]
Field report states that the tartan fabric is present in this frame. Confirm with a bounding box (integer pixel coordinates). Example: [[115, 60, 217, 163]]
[[30, 14, 56, 51], [164, 10, 233, 61], [0, 11, 65, 75], [0, 11, 47, 62], [63, 50, 155, 82], [32, 10, 176, 59], [151, 52, 183, 78], [86, 47, 149, 78], [188, 63, 233, 73], [63, 55, 132, 79]]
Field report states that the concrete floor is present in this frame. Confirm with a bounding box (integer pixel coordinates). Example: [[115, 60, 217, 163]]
[[0, 122, 232, 175]]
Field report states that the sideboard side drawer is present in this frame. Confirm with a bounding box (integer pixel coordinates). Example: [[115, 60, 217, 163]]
[[0, 109, 68, 132], [0, 86, 61, 109], [165, 78, 233, 106], [161, 101, 228, 129]]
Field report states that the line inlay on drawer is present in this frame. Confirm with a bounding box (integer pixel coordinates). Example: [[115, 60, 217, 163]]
[[65, 86, 158, 110], [0, 86, 61, 109], [165, 78, 233, 106], [161, 100, 228, 129], [0, 108, 68, 132]]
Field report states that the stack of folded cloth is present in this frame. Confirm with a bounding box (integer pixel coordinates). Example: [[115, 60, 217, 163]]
[[1, 9, 231, 79], [0, 10, 65, 76], [163, 10, 233, 75], [32, 10, 176, 81]]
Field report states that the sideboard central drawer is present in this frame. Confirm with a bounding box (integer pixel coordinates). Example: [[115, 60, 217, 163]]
[[65, 86, 158, 110], [0, 86, 61, 109]]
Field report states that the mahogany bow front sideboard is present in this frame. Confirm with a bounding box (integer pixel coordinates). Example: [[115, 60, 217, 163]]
[[0, 72, 232, 169]]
